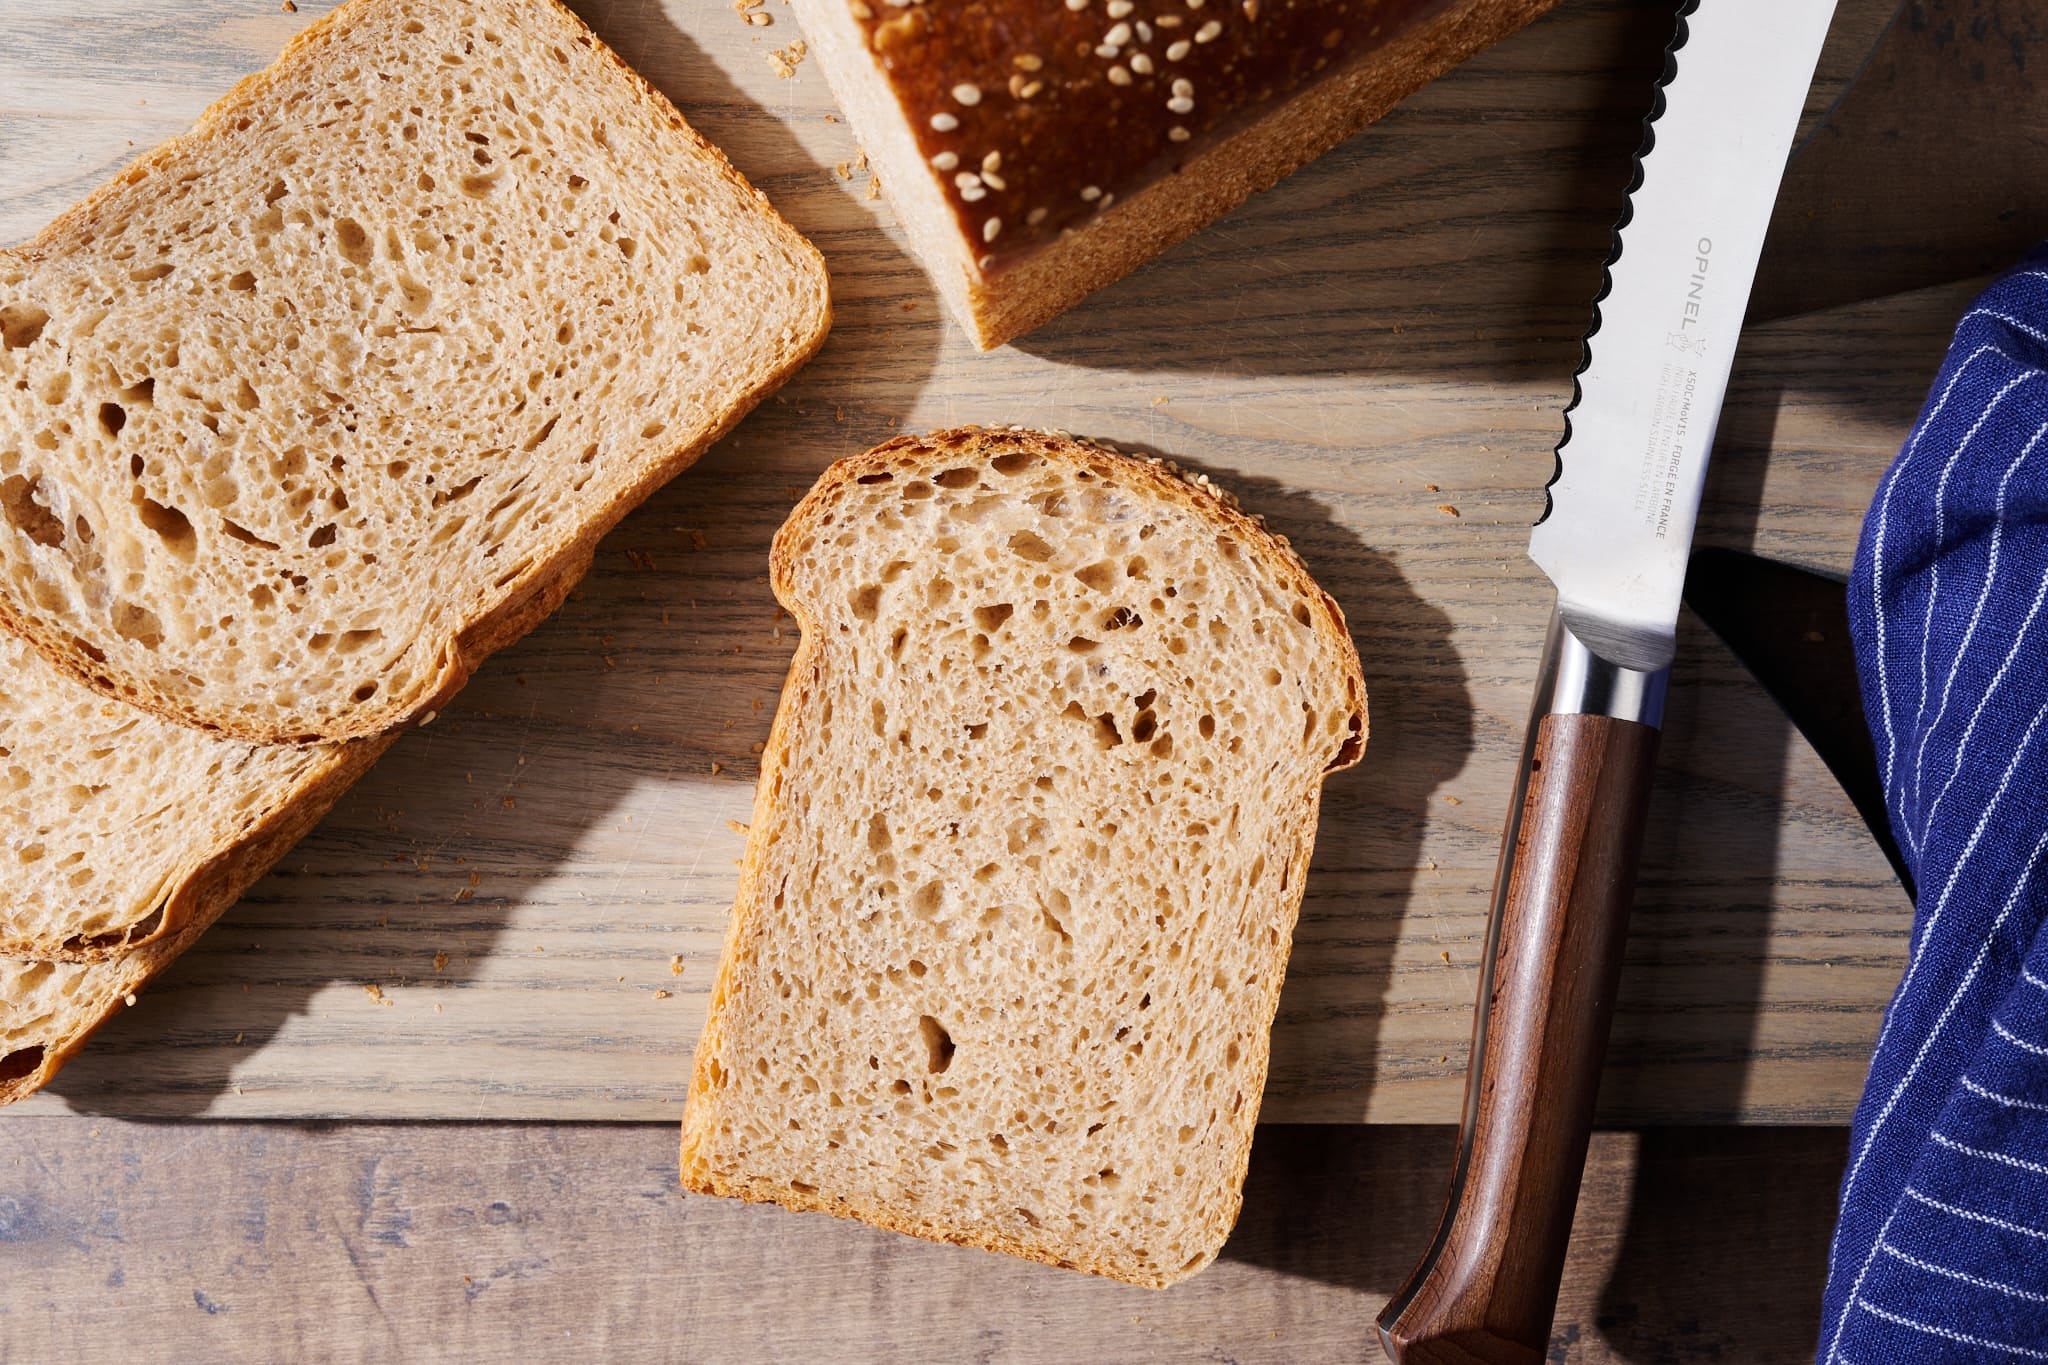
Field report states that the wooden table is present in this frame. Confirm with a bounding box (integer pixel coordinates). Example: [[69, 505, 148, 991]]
[[0, 0, 1962, 1127], [9, 0, 2046, 1359]]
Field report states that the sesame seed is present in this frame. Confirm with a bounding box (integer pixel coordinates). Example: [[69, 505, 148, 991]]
[[1105, 20, 1133, 43], [849, 0, 872, 14], [1187, 0, 1204, 8], [1167, 39, 1191, 59], [952, 82, 983, 106], [1172, 77, 1194, 96], [1167, 95, 1193, 113], [983, 217, 1002, 242], [1107, 0, 1134, 14], [1080, 185, 1103, 201], [981, 170, 1007, 190], [983, 151, 1003, 171], [1168, 125, 1191, 141], [1065, 0, 1088, 9], [1099, 192, 1116, 209], [1108, 65, 1132, 85], [978, 253, 996, 268], [1020, 80, 1044, 98], [955, 171, 983, 189], [1130, 52, 1155, 74], [931, 150, 959, 171], [1014, 53, 1044, 71], [1136, 20, 1153, 40], [930, 111, 959, 131], [1027, 206, 1049, 225], [961, 184, 988, 202], [1196, 19, 1222, 40], [1157, 13, 1183, 25], [1095, 42, 1119, 57]]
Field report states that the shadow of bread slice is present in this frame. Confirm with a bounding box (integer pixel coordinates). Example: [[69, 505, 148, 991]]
[[681, 428, 1368, 1286], [0, 0, 830, 743]]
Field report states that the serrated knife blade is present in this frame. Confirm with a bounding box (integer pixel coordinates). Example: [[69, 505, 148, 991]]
[[1377, 3, 1839, 1362], [1531, 0, 1838, 673]]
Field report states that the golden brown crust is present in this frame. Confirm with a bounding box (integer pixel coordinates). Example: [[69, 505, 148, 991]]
[[679, 426, 1367, 1285], [0, 730, 394, 1107], [0, 0, 832, 743], [849, 0, 1450, 267], [801, 0, 1556, 347], [965, 0, 1556, 347]]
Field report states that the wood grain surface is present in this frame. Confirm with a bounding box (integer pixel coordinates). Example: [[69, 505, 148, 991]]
[[0, 0, 1990, 1123], [0, 1118, 1850, 1363]]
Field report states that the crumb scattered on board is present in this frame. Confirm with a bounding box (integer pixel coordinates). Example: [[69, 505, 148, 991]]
[[654, 989, 674, 1000], [1437, 504, 1461, 518], [734, 0, 772, 24], [432, 951, 450, 973], [768, 39, 806, 77], [363, 984, 393, 1007], [671, 955, 686, 975]]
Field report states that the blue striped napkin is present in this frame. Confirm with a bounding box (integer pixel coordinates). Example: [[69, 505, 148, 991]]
[[1828, 251, 2048, 1361]]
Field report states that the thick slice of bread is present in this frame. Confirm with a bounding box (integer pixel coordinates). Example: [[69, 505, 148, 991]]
[[0, 729, 390, 1107], [0, 632, 345, 960], [794, 0, 1555, 348], [681, 428, 1368, 1286], [0, 0, 829, 743]]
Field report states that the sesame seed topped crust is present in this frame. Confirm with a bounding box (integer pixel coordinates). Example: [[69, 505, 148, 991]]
[[851, 0, 1448, 269]]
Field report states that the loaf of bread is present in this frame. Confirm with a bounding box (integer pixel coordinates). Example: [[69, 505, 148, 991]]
[[681, 428, 1368, 1285], [0, 0, 829, 743], [793, 0, 1557, 348]]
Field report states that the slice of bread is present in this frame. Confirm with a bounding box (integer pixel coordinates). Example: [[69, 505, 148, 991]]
[[0, 631, 348, 961], [680, 428, 1368, 1286], [0, 0, 830, 743], [0, 728, 390, 1107]]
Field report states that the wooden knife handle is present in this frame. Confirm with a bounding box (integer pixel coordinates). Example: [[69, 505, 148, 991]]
[[1378, 620, 1664, 1365]]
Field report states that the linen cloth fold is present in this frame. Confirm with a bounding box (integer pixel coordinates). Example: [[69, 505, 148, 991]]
[[1827, 250, 2048, 1362]]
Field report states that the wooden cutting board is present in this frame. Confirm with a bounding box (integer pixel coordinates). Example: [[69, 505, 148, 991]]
[[1, 0, 1927, 1122]]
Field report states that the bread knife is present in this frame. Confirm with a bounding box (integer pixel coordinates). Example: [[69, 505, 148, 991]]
[[1376, 2, 1840, 1360]]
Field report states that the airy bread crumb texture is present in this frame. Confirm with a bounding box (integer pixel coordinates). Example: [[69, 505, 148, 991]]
[[682, 428, 1366, 1287], [0, 0, 829, 742], [0, 632, 340, 959]]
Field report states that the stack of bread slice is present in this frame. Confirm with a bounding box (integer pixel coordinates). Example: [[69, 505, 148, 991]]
[[0, 0, 829, 1104]]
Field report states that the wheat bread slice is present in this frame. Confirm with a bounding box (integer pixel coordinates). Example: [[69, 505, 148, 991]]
[[680, 428, 1368, 1286], [0, 631, 348, 961], [0, 532, 591, 964], [0, 0, 830, 743], [0, 727, 391, 1108]]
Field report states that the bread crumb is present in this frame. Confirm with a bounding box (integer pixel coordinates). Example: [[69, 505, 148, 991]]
[[363, 984, 392, 1006], [233, 1032, 244, 1044], [1424, 483, 1439, 493], [671, 955, 686, 975], [1443, 795, 1462, 805], [1437, 504, 1461, 518], [434, 1003, 444, 1013], [1440, 951, 1453, 964], [711, 761, 725, 775], [654, 989, 674, 1000], [866, 171, 883, 201], [433, 951, 450, 973], [502, 796, 516, 809], [768, 39, 806, 76], [728, 819, 750, 835], [281, 0, 296, 10]]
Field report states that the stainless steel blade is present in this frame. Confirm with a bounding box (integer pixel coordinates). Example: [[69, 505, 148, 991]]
[[1529, 0, 1838, 672]]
